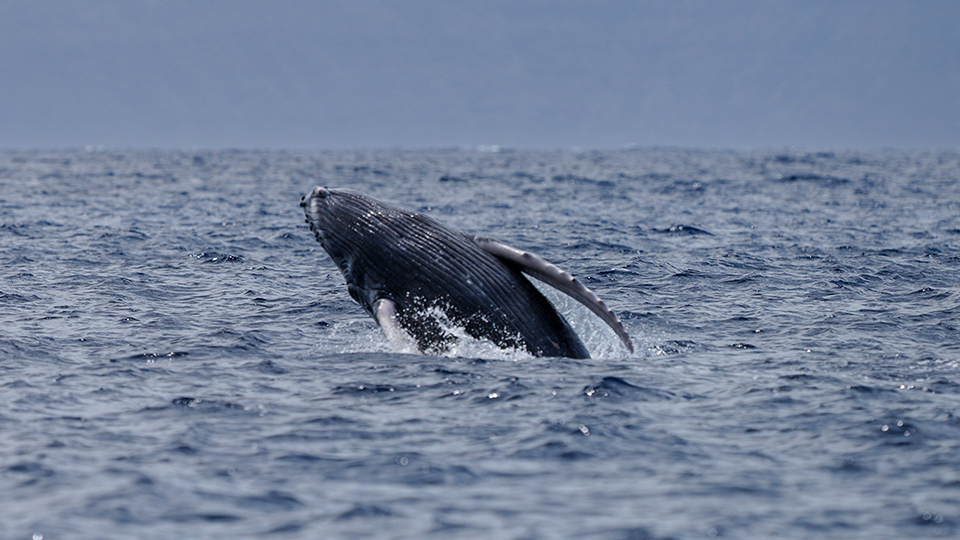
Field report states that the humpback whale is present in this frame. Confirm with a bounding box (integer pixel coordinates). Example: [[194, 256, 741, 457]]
[[301, 187, 633, 358]]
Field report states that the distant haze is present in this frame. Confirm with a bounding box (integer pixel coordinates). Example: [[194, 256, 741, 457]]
[[2, 1, 958, 149]]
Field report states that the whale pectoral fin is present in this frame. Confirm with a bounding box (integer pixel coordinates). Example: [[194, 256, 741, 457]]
[[475, 237, 635, 353], [373, 298, 420, 354]]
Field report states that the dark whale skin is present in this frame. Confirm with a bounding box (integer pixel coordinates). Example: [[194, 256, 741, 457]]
[[301, 187, 590, 359]]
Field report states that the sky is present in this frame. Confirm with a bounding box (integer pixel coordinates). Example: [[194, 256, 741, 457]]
[[1, 0, 958, 150]]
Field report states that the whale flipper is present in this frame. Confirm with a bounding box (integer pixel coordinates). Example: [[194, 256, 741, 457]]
[[475, 237, 634, 353], [374, 298, 419, 354]]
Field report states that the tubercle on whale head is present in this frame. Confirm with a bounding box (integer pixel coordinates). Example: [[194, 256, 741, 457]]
[[300, 186, 327, 209], [303, 186, 340, 231]]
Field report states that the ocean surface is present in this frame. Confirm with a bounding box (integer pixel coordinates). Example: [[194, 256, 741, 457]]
[[2, 148, 959, 539]]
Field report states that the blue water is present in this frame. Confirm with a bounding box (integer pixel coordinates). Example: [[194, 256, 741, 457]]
[[2, 148, 960, 539]]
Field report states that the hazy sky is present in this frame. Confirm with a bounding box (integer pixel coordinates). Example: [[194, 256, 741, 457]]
[[2, 1, 958, 149]]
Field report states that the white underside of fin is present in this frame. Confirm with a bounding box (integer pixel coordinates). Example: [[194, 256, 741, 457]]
[[475, 237, 634, 353], [373, 298, 420, 354]]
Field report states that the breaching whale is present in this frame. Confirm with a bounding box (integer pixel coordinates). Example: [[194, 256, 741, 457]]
[[301, 187, 633, 358]]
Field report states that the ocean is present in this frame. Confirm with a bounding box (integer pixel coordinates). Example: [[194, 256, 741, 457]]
[[2, 147, 959, 539]]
